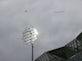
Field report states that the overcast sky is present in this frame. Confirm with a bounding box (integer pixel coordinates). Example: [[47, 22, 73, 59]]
[[0, 0, 82, 61]]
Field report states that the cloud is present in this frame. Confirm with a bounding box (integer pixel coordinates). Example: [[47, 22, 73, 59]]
[[0, 0, 82, 61]]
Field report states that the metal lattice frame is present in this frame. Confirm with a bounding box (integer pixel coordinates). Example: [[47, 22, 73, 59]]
[[35, 32, 82, 61], [66, 39, 82, 52]]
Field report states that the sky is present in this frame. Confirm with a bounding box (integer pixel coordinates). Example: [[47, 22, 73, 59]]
[[0, 0, 82, 61]]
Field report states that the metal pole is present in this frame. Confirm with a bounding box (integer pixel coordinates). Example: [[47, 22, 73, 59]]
[[32, 43, 34, 61]]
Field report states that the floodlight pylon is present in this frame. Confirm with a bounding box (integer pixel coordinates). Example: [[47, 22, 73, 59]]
[[23, 25, 38, 61]]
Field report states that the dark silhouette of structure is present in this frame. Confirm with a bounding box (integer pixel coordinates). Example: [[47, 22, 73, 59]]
[[35, 32, 82, 61]]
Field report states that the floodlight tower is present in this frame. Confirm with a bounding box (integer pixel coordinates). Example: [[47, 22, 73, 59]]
[[23, 25, 38, 61]]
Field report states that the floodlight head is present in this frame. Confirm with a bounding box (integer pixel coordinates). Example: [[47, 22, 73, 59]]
[[23, 25, 38, 44]]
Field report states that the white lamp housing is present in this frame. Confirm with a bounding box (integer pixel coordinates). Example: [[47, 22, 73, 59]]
[[23, 26, 38, 43]]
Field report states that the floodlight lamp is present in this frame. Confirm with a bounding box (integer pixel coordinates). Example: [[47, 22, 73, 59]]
[[23, 26, 38, 44], [33, 28, 38, 35]]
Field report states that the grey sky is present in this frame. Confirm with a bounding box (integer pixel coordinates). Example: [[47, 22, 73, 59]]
[[0, 0, 82, 61]]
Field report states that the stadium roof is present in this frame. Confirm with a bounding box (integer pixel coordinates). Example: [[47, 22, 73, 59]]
[[35, 32, 82, 61]]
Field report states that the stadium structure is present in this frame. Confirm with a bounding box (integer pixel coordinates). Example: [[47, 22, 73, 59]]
[[35, 32, 82, 61]]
